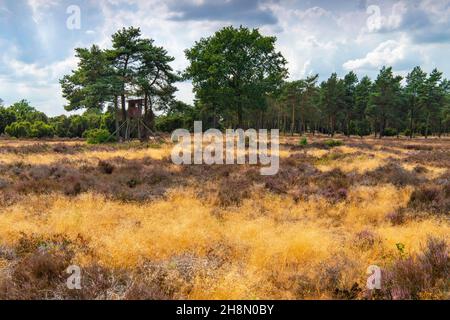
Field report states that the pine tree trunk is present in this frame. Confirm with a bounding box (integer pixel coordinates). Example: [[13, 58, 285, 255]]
[[290, 102, 295, 136], [141, 93, 149, 141], [438, 119, 442, 138], [237, 101, 243, 129], [121, 94, 128, 140], [425, 114, 430, 139], [114, 95, 120, 141]]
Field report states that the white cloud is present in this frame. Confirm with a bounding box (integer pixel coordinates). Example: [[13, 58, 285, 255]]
[[27, 0, 59, 23], [343, 39, 407, 71], [0, 45, 78, 115]]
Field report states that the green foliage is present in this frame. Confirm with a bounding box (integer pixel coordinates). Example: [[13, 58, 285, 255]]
[[5, 120, 53, 138], [49, 115, 71, 137], [84, 128, 112, 144], [67, 115, 89, 137], [405, 66, 427, 138], [5, 121, 32, 138], [155, 114, 187, 132], [30, 121, 54, 138], [60, 26, 179, 140], [155, 100, 201, 132], [280, 75, 319, 135], [396, 242, 406, 257], [299, 137, 308, 146], [383, 128, 397, 137], [60, 45, 113, 112], [402, 128, 412, 137], [324, 139, 344, 148], [368, 66, 403, 138], [184, 25, 288, 127], [25, 111, 48, 123], [354, 119, 372, 137], [0, 107, 17, 134], [8, 100, 36, 120], [0, 101, 119, 139]]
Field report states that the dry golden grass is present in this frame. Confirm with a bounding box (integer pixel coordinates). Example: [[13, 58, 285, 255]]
[[0, 135, 448, 300], [0, 145, 169, 166]]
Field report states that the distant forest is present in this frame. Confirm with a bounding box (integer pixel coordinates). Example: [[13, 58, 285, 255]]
[[1, 26, 449, 141]]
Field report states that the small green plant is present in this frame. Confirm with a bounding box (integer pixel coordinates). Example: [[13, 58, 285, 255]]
[[299, 137, 308, 146], [324, 139, 344, 148], [315, 152, 347, 165], [402, 128, 412, 137], [147, 142, 162, 149], [396, 242, 406, 257], [383, 128, 397, 137], [126, 178, 139, 188], [84, 128, 112, 144]]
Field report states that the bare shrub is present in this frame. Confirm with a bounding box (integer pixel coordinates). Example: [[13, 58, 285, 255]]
[[62, 175, 83, 196], [127, 260, 193, 299], [0, 245, 16, 260], [98, 160, 114, 174], [412, 165, 428, 174], [264, 167, 299, 194], [318, 257, 361, 299], [8, 161, 29, 176], [264, 161, 317, 197], [141, 167, 171, 185], [405, 150, 450, 168], [216, 177, 251, 207], [386, 209, 406, 225], [404, 144, 434, 151], [52, 143, 84, 154], [0, 178, 9, 189], [163, 253, 224, 297], [379, 237, 449, 300], [365, 162, 422, 186], [0, 143, 49, 155], [63, 265, 131, 300], [354, 230, 379, 250], [28, 165, 52, 180], [14, 178, 58, 194], [314, 169, 351, 202], [0, 235, 134, 300], [0, 250, 71, 299], [420, 237, 449, 282], [124, 282, 171, 300], [408, 184, 450, 214]]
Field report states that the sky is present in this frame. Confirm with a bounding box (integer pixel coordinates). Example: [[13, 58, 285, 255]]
[[0, 0, 450, 116]]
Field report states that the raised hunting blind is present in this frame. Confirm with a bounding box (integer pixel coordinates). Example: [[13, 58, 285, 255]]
[[127, 99, 144, 118], [112, 98, 158, 141]]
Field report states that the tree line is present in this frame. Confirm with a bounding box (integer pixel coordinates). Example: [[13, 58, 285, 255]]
[[265, 66, 450, 139], [1, 26, 449, 140], [0, 99, 116, 139], [178, 26, 450, 138]]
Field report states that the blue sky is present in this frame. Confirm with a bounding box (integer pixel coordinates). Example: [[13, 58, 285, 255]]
[[1, 0, 450, 116]]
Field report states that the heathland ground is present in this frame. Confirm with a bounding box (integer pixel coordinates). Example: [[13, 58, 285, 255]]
[[0, 135, 448, 299]]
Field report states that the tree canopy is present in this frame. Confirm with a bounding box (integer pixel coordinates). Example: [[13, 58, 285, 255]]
[[184, 26, 288, 128], [60, 27, 179, 140]]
